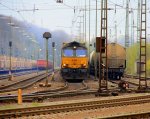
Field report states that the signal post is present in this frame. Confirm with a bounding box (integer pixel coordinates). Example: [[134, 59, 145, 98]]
[[43, 32, 52, 86]]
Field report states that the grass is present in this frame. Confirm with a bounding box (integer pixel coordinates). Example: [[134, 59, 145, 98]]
[[126, 43, 150, 76], [0, 102, 44, 110]]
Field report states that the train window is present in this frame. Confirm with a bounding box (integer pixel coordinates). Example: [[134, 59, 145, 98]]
[[63, 49, 73, 57], [76, 49, 87, 57]]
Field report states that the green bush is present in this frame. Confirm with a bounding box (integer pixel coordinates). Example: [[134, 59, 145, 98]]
[[126, 43, 150, 76]]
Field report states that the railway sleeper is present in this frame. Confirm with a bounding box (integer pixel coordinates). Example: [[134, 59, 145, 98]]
[[0, 99, 17, 103], [32, 97, 44, 102]]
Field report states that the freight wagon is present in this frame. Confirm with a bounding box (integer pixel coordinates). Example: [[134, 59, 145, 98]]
[[90, 43, 126, 80]]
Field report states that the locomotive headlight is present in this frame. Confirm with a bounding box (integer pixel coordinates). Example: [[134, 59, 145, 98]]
[[63, 64, 66, 66], [63, 64, 68, 68], [83, 64, 86, 66], [82, 64, 86, 67]]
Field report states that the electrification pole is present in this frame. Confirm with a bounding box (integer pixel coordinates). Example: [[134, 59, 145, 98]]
[[85, 0, 87, 43], [115, 21, 117, 43], [111, 21, 117, 67], [130, 9, 134, 45], [94, 0, 98, 80], [83, 14, 84, 42], [88, 0, 91, 77], [78, 16, 82, 42], [125, 0, 129, 48]]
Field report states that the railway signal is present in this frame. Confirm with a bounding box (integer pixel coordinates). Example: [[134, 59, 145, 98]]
[[56, 0, 63, 3], [52, 42, 55, 80], [96, 37, 105, 53], [43, 32, 52, 86], [8, 41, 14, 81]]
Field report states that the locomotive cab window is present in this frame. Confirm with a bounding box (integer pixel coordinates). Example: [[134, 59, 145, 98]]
[[76, 47, 87, 57], [63, 48, 73, 57]]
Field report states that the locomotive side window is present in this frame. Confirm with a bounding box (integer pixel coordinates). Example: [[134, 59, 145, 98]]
[[76, 47, 87, 57], [63, 48, 73, 57]]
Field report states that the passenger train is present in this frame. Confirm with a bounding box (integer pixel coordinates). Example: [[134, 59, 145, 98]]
[[0, 55, 52, 75]]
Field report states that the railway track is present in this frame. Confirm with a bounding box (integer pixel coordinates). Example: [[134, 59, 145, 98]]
[[32, 81, 68, 95], [0, 89, 97, 102], [121, 79, 139, 87], [100, 111, 150, 119], [0, 94, 150, 118], [109, 77, 149, 89], [123, 75, 150, 89], [80, 80, 89, 90], [0, 72, 53, 93], [124, 74, 150, 80], [0, 70, 40, 80], [0, 80, 91, 102], [66, 81, 89, 91], [33, 80, 88, 95]]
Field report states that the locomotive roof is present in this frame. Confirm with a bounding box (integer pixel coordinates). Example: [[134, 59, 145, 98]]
[[62, 41, 87, 49]]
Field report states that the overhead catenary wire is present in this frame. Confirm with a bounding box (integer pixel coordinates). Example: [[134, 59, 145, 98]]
[[0, 0, 149, 45]]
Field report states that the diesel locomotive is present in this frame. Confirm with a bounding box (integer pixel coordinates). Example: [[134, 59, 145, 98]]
[[61, 41, 88, 80]]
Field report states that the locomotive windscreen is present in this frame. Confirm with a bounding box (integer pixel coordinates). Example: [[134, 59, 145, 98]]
[[76, 48, 87, 57], [62, 45, 87, 57], [63, 48, 73, 57]]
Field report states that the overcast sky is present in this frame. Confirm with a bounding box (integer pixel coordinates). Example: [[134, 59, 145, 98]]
[[0, 0, 150, 43]]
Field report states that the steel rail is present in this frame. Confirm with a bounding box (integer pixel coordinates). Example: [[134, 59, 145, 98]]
[[0, 90, 97, 102], [79, 80, 89, 90], [0, 70, 42, 80], [0, 95, 150, 118], [32, 81, 68, 94], [0, 81, 91, 102], [99, 111, 150, 119], [0, 72, 53, 93]]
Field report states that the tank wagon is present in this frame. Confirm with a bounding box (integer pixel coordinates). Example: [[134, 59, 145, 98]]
[[61, 41, 88, 80], [90, 43, 126, 80]]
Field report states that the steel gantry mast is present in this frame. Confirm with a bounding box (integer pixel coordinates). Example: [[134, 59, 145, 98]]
[[98, 0, 108, 92], [139, 0, 147, 90], [137, 0, 141, 43]]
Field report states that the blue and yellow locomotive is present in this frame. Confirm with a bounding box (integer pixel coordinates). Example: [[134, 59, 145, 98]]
[[61, 41, 88, 80]]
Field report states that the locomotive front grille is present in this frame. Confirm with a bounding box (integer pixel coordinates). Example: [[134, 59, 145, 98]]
[[61, 68, 88, 78]]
